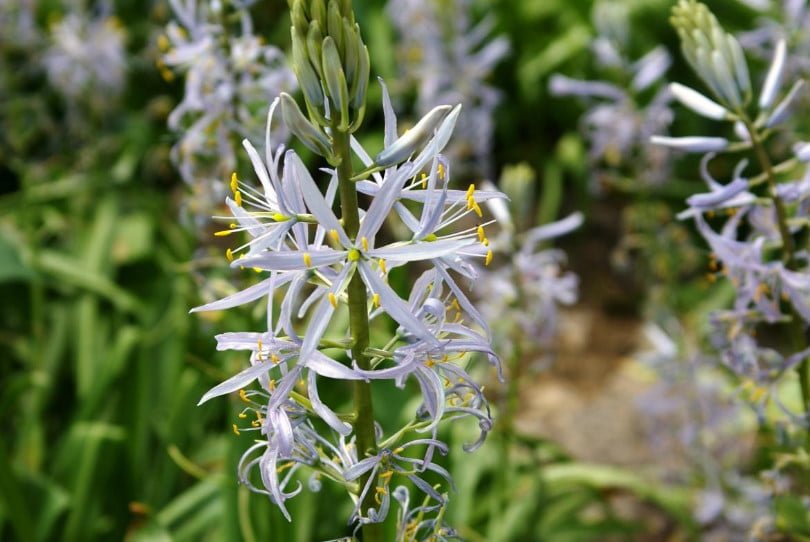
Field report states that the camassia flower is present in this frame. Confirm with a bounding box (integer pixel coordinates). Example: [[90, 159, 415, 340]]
[[657, 0, 810, 432], [192, 78, 504, 526], [161, 0, 296, 225]]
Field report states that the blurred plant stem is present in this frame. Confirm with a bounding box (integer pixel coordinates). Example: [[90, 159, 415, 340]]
[[334, 124, 384, 542], [743, 116, 810, 447]]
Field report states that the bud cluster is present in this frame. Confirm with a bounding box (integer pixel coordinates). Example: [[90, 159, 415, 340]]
[[671, 0, 751, 110], [283, 0, 369, 163]]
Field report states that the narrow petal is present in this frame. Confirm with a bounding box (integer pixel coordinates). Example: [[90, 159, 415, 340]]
[[759, 38, 787, 109], [358, 261, 437, 344], [237, 249, 346, 271], [650, 135, 729, 153]]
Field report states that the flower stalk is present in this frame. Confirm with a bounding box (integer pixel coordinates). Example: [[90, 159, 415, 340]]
[[333, 124, 384, 541]]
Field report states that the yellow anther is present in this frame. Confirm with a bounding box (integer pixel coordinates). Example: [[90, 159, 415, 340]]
[[437, 163, 446, 180], [303, 252, 312, 267], [251, 420, 261, 427], [271, 354, 281, 364], [226, 248, 234, 262], [477, 225, 485, 242], [372, 293, 380, 307], [159, 68, 175, 82], [214, 230, 233, 237], [378, 259, 387, 274], [232, 424, 241, 436], [239, 389, 250, 403], [252, 267, 261, 273], [482, 238, 489, 247], [230, 223, 237, 229], [466, 183, 475, 198], [361, 236, 369, 251], [329, 229, 340, 243], [230, 172, 238, 193], [393, 447, 405, 455], [472, 201, 483, 217], [425, 358, 436, 368], [329, 292, 338, 308], [424, 233, 438, 242], [485, 249, 493, 266], [420, 173, 428, 188], [379, 470, 394, 482], [257, 339, 263, 360], [157, 34, 170, 52], [268, 379, 276, 391], [272, 212, 288, 222], [238, 412, 248, 419], [234, 191, 242, 207]]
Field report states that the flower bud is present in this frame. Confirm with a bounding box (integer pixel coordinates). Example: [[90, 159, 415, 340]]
[[351, 39, 369, 104], [327, 0, 344, 54], [321, 36, 350, 130], [280, 92, 333, 158], [306, 21, 324, 79], [669, 83, 730, 120], [374, 105, 452, 167], [291, 28, 326, 122], [291, 0, 309, 35], [310, 0, 327, 30]]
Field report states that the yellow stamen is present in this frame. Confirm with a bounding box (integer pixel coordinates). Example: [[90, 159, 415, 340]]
[[239, 389, 250, 403], [466, 183, 475, 198], [226, 248, 234, 262], [361, 236, 369, 251], [238, 412, 248, 419], [257, 339, 263, 360], [232, 424, 240, 436], [437, 163, 446, 180], [271, 354, 281, 364], [214, 230, 233, 237], [268, 379, 276, 391], [420, 173, 428, 188], [329, 292, 338, 308], [253, 267, 262, 273], [477, 225, 485, 242], [485, 249, 493, 266], [230, 172, 238, 193], [348, 249, 361, 262], [378, 259, 387, 274], [157, 34, 170, 52], [372, 293, 380, 307], [472, 201, 483, 217], [303, 252, 312, 267], [234, 191, 242, 207], [329, 229, 340, 244]]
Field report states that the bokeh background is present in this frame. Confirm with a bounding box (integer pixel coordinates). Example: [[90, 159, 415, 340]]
[[2, 0, 808, 540]]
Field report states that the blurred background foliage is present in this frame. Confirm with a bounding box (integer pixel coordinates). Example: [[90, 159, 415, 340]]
[[1, 0, 806, 540]]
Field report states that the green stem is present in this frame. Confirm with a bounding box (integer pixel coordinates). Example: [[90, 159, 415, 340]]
[[333, 127, 384, 542], [743, 118, 810, 443]]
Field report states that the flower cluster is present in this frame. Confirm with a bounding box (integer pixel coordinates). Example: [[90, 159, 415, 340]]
[[477, 165, 581, 364], [192, 0, 503, 535], [550, 1, 674, 190], [653, 0, 810, 427], [160, 0, 297, 226], [43, 8, 126, 109], [740, 0, 810, 81], [388, 0, 509, 180]]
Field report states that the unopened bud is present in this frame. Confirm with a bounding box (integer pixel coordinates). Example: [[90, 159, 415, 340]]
[[292, 29, 326, 122], [322, 36, 350, 130], [280, 92, 332, 158], [374, 105, 452, 167], [327, 0, 344, 54]]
